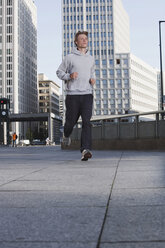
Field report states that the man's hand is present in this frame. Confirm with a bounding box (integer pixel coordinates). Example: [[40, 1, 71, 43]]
[[70, 72, 78, 79], [90, 78, 96, 85]]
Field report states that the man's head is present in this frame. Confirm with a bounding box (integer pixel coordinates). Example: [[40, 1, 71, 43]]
[[74, 31, 88, 49]]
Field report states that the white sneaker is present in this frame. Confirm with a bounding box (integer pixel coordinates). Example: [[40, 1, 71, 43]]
[[81, 149, 92, 161], [62, 136, 71, 146]]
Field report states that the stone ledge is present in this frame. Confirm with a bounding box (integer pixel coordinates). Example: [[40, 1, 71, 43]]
[[61, 138, 165, 150]]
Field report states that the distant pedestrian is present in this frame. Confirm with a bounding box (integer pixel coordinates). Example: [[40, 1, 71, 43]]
[[12, 132, 17, 147], [46, 137, 50, 146], [56, 31, 96, 161]]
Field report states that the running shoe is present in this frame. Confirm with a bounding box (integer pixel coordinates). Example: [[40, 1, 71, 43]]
[[81, 149, 92, 161]]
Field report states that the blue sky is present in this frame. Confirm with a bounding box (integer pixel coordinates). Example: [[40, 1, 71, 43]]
[[34, 0, 165, 90]]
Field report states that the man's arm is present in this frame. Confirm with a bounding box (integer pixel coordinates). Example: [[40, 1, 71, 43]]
[[56, 57, 71, 81], [90, 58, 96, 85], [56, 57, 78, 81]]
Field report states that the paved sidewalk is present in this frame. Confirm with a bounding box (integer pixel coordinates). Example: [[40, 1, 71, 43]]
[[0, 146, 165, 248]]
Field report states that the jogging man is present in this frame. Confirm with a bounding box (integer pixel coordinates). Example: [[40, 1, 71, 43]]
[[56, 31, 95, 161]]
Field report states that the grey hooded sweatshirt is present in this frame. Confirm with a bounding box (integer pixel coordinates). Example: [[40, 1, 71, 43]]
[[56, 48, 95, 95]]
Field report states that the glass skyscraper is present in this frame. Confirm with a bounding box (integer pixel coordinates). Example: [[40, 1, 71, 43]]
[[0, 0, 38, 136], [62, 0, 130, 116], [0, 0, 37, 115]]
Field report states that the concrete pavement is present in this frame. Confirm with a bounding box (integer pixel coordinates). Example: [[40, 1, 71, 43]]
[[0, 146, 165, 248]]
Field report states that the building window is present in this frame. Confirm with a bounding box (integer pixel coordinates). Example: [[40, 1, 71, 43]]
[[103, 100, 108, 105], [123, 69, 129, 77], [104, 109, 108, 115], [102, 60, 106, 65], [96, 90, 100, 97], [7, 79, 12, 85], [102, 70, 107, 76], [123, 59, 128, 66], [110, 89, 115, 95], [117, 79, 122, 86], [7, 26, 12, 33], [7, 8, 12, 15], [7, 56, 12, 62], [109, 59, 113, 66], [116, 59, 120, 65], [117, 89, 122, 94], [103, 89, 108, 98], [118, 99, 122, 104], [109, 69, 114, 75], [95, 60, 99, 66], [96, 80, 100, 88], [7, 71, 12, 77], [96, 100, 101, 106], [102, 80, 107, 88], [124, 89, 129, 95], [7, 0, 12, 5], [124, 79, 129, 86], [96, 110, 101, 115], [7, 16, 12, 24], [7, 49, 12, 54], [7, 87, 12, 93], [7, 64, 12, 70], [116, 69, 121, 77], [95, 70, 100, 76], [110, 79, 114, 86]]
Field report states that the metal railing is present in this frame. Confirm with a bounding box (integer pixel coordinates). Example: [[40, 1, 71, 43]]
[[75, 110, 165, 140]]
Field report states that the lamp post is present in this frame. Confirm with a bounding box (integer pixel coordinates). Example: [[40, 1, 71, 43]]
[[159, 21, 165, 116]]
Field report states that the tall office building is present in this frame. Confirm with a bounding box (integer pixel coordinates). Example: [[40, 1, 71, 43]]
[[38, 73, 61, 142], [115, 53, 158, 114], [62, 0, 159, 119], [0, 0, 37, 115], [62, 0, 130, 56], [62, 0, 130, 115], [38, 73, 60, 116]]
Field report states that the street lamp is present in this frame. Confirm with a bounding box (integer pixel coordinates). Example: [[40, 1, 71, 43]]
[[159, 21, 165, 114]]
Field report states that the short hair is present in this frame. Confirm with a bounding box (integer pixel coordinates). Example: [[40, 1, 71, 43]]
[[74, 31, 88, 46]]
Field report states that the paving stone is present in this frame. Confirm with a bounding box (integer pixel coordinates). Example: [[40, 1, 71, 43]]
[[0, 207, 105, 243], [0, 165, 116, 192], [110, 188, 165, 206], [0, 242, 97, 248], [118, 160, 165, 172], [121, 151, 165, 161], [101, 206, 165, 242], [100, 242, 165, 248], [113, 170, 165, 189], [0, 191, 109, 208], [0, 180, 112, 194]]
